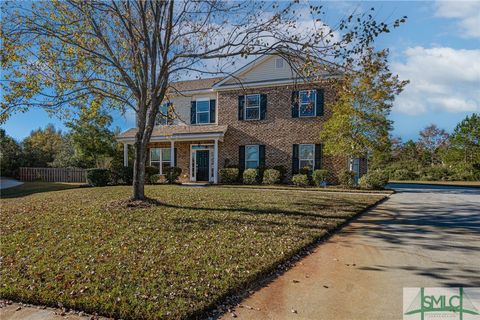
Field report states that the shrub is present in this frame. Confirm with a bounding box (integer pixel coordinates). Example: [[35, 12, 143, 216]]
[[110, 166, 133, 185], [86, 168, 111, 187], [220, 168, 239, 183], [164, 166, 182, 184], [150, 174, 162, 184], [359, 170, 389, 190], [339, 170, 356, 188], [312, 169, 329, 187], [450, 163, 480, 181], [272, 165, 287, 183], [292, 174, 309, 187], [262, 169, 281, 185], [419, 166, 450, 181], [391, 168, 418, 181], [242, 168, 258, 185], [145, 166, 159, 184]]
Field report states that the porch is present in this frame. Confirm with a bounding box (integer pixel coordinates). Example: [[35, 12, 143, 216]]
[[116, 125, 228, 184]]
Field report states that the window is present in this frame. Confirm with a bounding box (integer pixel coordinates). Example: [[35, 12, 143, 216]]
[[155, 103, 171, 126], [275, 58, 284, 69], [245, 94, 260, 120], [299, 90, 316, 117], [150, 148, 171, 174], [245, 145, 259, 169], [299, 144, 315, 170], [196, 100, 210, 124]]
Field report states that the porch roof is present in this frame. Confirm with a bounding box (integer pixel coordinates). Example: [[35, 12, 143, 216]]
[[116, 125, 228, 143]]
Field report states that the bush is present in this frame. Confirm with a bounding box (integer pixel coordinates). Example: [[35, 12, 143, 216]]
[[145, 166, 159, 184], [150, 174, 162, 184], [164, 166, 182, 184], [110, 166, 133, 185], [292, 174, 309, 187], [272, 165, 287, 183], [391, 169, 418, 181], [339, 170, 356, 188], [450, 163, 480, 181], [312, 169, 329, 187], [86, 168, 111, 187], [257, 166, 268, 183], [419, 166, 450, 181], [262, 169, 281, 185], [243, 168, 258, 185], [220, 168, 239, 183], [359, 170, 389, 190]]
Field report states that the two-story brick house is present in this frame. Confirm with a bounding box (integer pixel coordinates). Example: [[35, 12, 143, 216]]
[[117, 54, 367, 184]]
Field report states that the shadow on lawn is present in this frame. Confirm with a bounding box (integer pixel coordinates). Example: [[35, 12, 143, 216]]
[[1, 182, 84, 198]]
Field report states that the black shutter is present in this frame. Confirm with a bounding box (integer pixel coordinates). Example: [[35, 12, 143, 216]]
[[259, 145, 266, 167], [190, 101, 197, 124], [238, 95, 245, 120], [209, 100, 216, 123], [316, 89, 324, 116], [260, 94, 267, 120], [292, 144, 299, 174], [315, 144, 322, 170], [291, 91, 299, 118], [174, 148, 177, 167], [239, 146, 245, 171]]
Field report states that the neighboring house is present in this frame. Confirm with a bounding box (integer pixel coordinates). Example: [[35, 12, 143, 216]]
[[117, 54, 367, 184]]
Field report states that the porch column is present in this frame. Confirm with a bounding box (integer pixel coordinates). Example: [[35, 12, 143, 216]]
[[123, 143, 128, 167], [170, 140, 175, 167], [213, 138, 219, 184]]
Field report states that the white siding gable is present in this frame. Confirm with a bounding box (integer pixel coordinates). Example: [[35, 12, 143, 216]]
[[223, 55, 296, 85]]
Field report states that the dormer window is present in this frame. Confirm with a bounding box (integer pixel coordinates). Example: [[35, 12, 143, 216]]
[[275, 58, 284, 69]]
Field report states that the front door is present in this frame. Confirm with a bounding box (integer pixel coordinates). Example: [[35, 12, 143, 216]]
[[196, 150, 210, 181]]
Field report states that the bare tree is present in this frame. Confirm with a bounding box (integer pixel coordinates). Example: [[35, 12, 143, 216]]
[[1, 0, 404, 200]]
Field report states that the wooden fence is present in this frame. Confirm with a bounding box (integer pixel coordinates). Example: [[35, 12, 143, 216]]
[[19, 167, 87, 183]]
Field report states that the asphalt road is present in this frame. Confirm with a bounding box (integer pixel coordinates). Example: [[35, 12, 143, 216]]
[[223, 184, 480, 320]]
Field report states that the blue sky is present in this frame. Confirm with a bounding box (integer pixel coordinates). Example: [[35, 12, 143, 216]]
[[2, 1, 479, 141]]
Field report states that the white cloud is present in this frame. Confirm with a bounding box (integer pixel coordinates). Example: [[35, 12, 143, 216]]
[[435, 1, 480, 38], [392, 46, 480, 115]]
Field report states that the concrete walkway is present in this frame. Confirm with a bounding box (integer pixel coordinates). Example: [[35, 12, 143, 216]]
[[0, 177, 23, 190], [222, 185, 480, 320]]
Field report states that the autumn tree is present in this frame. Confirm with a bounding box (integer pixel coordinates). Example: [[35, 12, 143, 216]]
[[321, 48, 408, 168], [22, 124, 64, 167], [1, 0, 404, 200]]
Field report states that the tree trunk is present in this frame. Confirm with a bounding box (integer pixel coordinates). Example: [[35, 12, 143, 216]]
[[132, 138, 147, 200]]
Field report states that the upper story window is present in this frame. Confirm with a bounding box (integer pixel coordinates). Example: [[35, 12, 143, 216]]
[[245, 94, 260, 120], [299, 144, 315, 170], [275, 58, 284, 69], [245, 145, 260, 169], [299, 90, 317, 117], [155, 103, 173, 126], [191, 99, 216, 124], [196, 99, 210, 124], [150, 148, 171, 174]]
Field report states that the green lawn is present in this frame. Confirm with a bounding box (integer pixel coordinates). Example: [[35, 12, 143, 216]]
[[1, 184, 384, 319]]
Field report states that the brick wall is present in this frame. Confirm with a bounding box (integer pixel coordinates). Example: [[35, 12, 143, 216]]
[[217, 82, 348, 183]]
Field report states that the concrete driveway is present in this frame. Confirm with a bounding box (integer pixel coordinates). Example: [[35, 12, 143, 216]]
[[224, 184, 480, 320]]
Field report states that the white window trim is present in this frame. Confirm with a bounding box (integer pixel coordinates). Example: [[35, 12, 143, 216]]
[[299, 90, 317, 118], [245, 144, 260, 169], [299, 144, 315, 170], [195, 98, 210, 125], [244, 94, 261, 121], [156, 103, 171, 126], [150, 148, 172, 175]]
